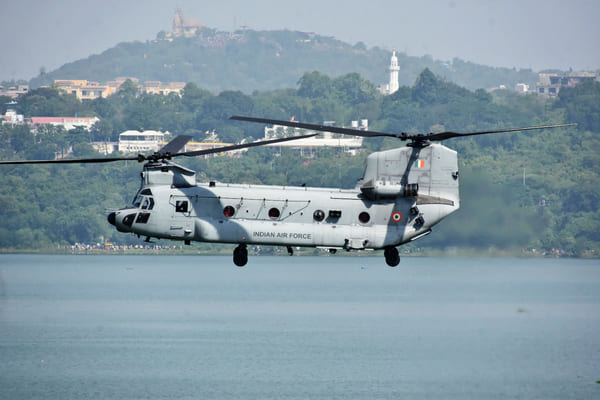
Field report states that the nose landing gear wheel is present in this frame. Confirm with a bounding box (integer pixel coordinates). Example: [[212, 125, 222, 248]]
[[384, 246, 400, 267], [233, 244, 248, 267]]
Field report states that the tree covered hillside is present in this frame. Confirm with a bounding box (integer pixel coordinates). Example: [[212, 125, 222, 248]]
[[29, 28, 537, 93], [1, 70, 598, 255]]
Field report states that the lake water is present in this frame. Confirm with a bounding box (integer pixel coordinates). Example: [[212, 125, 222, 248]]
[[0, 255, 598, 399]]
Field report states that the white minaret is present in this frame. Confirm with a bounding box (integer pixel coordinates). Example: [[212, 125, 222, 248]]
[[388, 49, 400, 94]]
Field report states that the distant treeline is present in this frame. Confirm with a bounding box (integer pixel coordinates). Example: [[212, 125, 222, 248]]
[[0, 70, 598, 255]]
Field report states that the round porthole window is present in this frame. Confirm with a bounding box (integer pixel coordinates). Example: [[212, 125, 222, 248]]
[[359, 211, 370, 224], [268, 207, 280, 219], [223, 205, 235, 217], [313, 209, 325, 222]]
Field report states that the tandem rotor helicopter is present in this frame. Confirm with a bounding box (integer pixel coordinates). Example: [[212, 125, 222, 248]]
[[1, 117, 573, 266]]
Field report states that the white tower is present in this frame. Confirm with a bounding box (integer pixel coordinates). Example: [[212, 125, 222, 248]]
[[388, 49, 400, 94]]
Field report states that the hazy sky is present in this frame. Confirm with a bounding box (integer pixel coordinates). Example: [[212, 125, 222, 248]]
[[2, 0, 599, 81]]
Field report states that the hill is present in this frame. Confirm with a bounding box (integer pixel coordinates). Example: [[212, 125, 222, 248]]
[[29, 28, 538, 93]]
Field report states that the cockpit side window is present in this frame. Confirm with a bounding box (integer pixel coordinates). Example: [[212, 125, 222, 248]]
[[175, 200, 189, 213], [141, 197, 155, 210], [134, 189, 154, 208]]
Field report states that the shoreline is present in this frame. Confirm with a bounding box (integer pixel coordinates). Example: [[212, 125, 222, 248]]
[[1, 246, 597, 259]]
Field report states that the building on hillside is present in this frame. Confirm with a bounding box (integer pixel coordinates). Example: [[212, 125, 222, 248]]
[[91, 141, 118, 155], [118, 130, 167, 153], [30, 116, 100, 131], [142, 81, 186, 95], [379, 49, 400, 95], [184, 141, 247, 157], [263, 120, 366, 157], [515, 83, 529, 93], [55, 78, 185, 100], [0, 84, 29, 99], [536, 71, 599, 97], [54, 80, 120, 100], [1, 101, 24, 125]]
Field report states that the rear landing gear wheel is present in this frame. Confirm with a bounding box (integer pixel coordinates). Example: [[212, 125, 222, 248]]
[[384, 246, 400, 267], [233, 244, 248, 267]]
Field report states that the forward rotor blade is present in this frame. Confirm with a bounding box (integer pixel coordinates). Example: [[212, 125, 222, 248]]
[[174, 132, 318, 158], [157, 135, 193, 154], [0, 133, 315, 165], [230, 116, 400, 138], [0, 155, 140, 165], [425, 123, 577, 142]]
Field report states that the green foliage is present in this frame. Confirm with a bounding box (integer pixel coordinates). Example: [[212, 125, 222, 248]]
[[554, 79, 600, 132], [1, 69, 598, 255], [17, 87, 92, 117]]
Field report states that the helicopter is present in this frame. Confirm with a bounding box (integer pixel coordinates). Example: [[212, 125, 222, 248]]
[[0, 117, 573, 266]]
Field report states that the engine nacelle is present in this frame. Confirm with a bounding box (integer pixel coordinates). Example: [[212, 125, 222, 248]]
[[360, 181, 418, 200]]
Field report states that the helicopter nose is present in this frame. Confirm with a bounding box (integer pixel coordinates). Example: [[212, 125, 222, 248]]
[[108, 210, 137, 232]]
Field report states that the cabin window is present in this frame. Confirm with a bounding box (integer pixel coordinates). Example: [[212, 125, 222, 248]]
[[223, 205, 235, 217], [313, 209, 325, 222], [268, 207, 280, 219], [176, 200, 189, 213], [329, 210, 342, 219], [358, 212, 370, 224]]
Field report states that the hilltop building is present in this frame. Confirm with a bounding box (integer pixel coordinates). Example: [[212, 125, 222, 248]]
[[379, 49, 400, 95], [0, 84, 28, 99], [536, 71, 599, 97], [172, 8, 204, 38]]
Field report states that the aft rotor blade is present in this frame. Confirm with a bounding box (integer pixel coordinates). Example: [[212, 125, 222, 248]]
[[230, 116, 401, 138], [232, 116, 576, 144], [174, 133, 318, 158], [425, 123, 577, 142]]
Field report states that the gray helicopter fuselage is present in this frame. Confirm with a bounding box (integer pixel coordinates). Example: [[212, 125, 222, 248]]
[[111, 143, 460, 251]]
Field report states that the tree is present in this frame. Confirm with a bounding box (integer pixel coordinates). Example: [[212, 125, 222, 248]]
[[554, 79, 600, 132], [117, 79, 139, 102], [297, 71, 333, 99], [332, 73, 379, 105]]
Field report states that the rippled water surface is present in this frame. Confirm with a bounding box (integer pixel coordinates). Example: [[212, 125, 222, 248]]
[[0, 255, 599, 399]]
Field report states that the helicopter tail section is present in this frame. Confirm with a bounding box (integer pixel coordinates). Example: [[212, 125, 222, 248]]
[[359, 143, 459, 246], [359, 143, 459, 205]]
